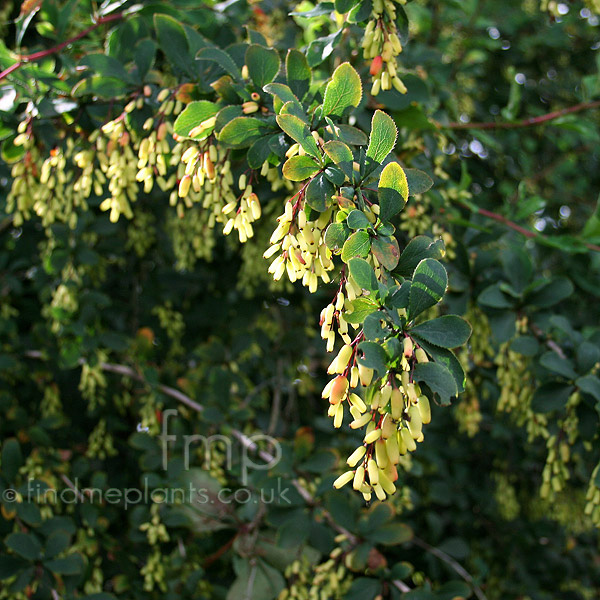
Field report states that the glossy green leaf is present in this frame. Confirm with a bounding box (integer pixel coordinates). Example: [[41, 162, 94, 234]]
[[404, 168, 433, 195], [324, 222, 349, 252], [378, 161, 409, 222], [410, 315, 472, 348], [358, 341, 387, 377], [347, 210, 371, 230], [276, 113, 321, 159], [282, 155, 320, 181], [218, 116, 270, 148], [286, 49, 311, 100], [366, 110, 397, 166], [246, 44, 280, 88], [395, 236, 445, 276], [409, 259, 448, 319], [173, 100, 219, 139], [196, 46, 242, 79], [413, 362, 458, 406], [322, 62, 362, 117], [341, 231, 371, 263], [323, 140, 353, 178], [344, 297, 379, 324], [306, 173, 334, 212], [154, 14, 195, 75], [348, 257, 378, 292]]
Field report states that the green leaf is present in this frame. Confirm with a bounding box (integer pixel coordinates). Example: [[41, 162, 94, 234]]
[[344, 578, 382, 600], [344, 297, 379, 324], [306, 173, 335, 212], [378, 162, 409, 222], [408, 259, 448, 319], [173, 100, 219, 139], [247, 135, 275, 169], [404, 168, 433, 195], [218, 117, 270, 148], [371, 236, 400, 270], [531, 383, 574, 413], [154, 14, 195, 75], [196, 47, 242, 79], [5, 532, 42, 561], [322, 62, 362, 118], [0, 556, 27, 580], [276, 113, 321, 160], [577, 375, 600, 401], [79, 54, 134, 83], [335, 0, 360, 12], [510, 335, 539, 356], [2, 438, 23, 481], [410, 315, 472, 348], [328, 124, 368, 146], [478, 283, 514, 309], [341, 231, 371, 263], [323, 140, 354, 178], [347, 210, 371, 230], [71, 76, 130, 99], [526, 277, 574, 308], [414, 341, 466, 393], [44, 532, 71, 560], [395, 236, 445, 277], [282, 155, 320, 181], [539, 351, 578, 380], [413, 363, 458, 406], [246, 44, 280, 88], [366, 110, 397, 167], [263, 83, 303, 114], [44, 553, 84, 576], [307, 29, 343, 67], [324, 222, 349, 252], [577, 342, 600, 373], [368, 522, 412, 545], [358, 341, 387, 377], [348, 257, 378, 292], [286, 49, 311, 100]]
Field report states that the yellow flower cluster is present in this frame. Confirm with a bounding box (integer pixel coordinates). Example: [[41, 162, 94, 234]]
[[327, 337, 432, 501], [361, 0, 407, 95], [264, 200, 334, 292]]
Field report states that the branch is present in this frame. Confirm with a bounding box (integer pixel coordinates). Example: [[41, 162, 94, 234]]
[[439, 100, 600, 131], [454, 200, 600, 253], [412, 536, 488, 600], [0, 13, 124, 82]]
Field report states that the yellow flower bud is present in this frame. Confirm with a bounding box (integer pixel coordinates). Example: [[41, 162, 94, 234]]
[[415, 348, 428, 363], [347, 445, 367, 467], [333, 470, 354, 489], [364, 427, 382, 444], [367, 458, 379, 485]]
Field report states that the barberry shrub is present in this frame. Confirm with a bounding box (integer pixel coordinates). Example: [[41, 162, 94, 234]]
[[1, 0, 600, 599]]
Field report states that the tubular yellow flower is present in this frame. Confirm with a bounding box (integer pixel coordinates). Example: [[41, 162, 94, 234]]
[[347, 445, 367, 467], [333, 470, 354, 489]]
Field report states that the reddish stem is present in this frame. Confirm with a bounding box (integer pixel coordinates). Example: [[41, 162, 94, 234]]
[[441, 100, 600, 130], [0, 13, 124, 82], [466, 203, 600, 253]]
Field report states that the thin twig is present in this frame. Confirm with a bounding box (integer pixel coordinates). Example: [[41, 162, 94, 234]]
[[0, 13, 124, 82], [412, 536, 488, 600], [454, 200, 600, 253], [439, 100, 600, 131]]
